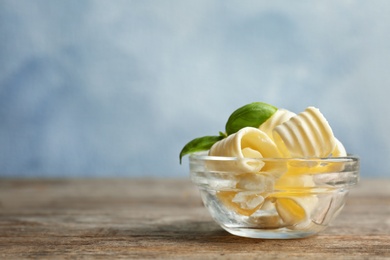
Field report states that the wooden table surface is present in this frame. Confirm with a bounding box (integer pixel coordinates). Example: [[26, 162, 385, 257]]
[[0, 178, 389, 259]]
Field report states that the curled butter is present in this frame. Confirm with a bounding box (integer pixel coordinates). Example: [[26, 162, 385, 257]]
[[217, 191, 264, 216], [273, 194, 318, 229], [332, 138, 347, 157], [209, 127, 282, 173], [209, 127, 286, 216], [273, 107, 337, 158], [259, 108, 297, 157], [259, 108, 296, 142]]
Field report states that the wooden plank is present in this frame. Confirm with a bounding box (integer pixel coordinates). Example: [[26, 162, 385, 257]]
[[0, 179, 389, 259]]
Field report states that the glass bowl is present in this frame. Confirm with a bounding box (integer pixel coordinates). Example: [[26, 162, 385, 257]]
[[189, 152, 360, 239]]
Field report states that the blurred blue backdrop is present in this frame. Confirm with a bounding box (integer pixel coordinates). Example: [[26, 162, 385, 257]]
[[0, 0, 388, 178]]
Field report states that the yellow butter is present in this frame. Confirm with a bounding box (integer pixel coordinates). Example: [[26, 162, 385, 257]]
[[272, 193, 318, 228], [209, 127, 285, 174], [217, 191, 264, 216], [273, 107, 337, 158]]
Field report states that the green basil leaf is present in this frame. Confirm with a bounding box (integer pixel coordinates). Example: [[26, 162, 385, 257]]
[[225, 102, 277, 135], [179, 135, 224, 164]]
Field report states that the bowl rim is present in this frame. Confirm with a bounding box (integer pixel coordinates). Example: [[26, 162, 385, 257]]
[[189, 151, 360, 163]]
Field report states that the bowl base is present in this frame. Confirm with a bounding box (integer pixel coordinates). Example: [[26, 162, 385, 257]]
[[222, 226, 317, 239]]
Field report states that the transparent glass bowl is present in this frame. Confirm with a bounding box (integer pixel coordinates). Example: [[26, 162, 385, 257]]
[[189, 152, 360, 239]]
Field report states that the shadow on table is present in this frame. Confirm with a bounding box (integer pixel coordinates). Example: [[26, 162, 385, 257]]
[[125, 219, 274, 244]]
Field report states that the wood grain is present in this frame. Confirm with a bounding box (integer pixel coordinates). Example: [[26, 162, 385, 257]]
[[0, 179, 389, 259]]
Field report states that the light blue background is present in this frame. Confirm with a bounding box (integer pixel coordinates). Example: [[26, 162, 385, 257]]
[[0, 0, 388, 178]]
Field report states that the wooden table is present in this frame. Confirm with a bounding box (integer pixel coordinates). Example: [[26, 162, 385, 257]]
[[0, 179, 389, 259]]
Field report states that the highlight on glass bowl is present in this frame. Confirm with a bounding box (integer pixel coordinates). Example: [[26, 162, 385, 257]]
[[180, 102, 360, 239]]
